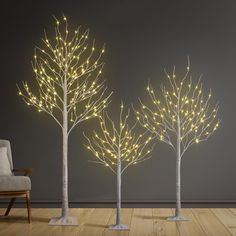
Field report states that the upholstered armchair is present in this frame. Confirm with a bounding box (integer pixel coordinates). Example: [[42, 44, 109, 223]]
[[0, 140, 32, 223]]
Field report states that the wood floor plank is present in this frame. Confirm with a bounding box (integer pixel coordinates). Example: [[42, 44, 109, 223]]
[[212, 208, 236, 236], [0, 208, 33, 236], [129, 208, 154, 236], [153, 208, 180, 236], [229, 208, 236, 215], [192, 208, 232, 236], [1, 208, 236, 236], [172, 209, 206, 236], [28, 208, 57, 236], [103, 208, 133, 236], [78, 208, 113, 236]]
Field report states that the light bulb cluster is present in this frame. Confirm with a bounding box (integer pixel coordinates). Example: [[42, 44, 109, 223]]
[[135, 61, 220, 155], [84, 103, 155, 174], [17, 15, 112, 131]]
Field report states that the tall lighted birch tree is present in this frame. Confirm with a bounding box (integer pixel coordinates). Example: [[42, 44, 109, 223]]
[[135, 60, 220, 221], [84, 103, 154, 230], [17, 16, 112, 225]]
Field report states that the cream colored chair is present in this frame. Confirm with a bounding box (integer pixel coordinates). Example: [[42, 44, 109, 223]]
[[0, 140, 32, 223]]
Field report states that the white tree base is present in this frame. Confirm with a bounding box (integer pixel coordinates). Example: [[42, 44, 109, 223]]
[[48, 216, 78, 226], [167, 215, 188, 221], [109, 224, 129, 230]]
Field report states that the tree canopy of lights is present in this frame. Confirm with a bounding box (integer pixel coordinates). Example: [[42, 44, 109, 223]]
[[17, 15, 112, 225], [84, 102, 155, 230], [135, 58, 220, 221]]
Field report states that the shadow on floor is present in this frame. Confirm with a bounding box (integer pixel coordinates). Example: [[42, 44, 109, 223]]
[[0, 215, 49, 223], [84, 223, 107, 228], [135, 215, 168, 220]]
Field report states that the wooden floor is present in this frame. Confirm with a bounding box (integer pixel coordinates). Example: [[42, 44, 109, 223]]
[[0, 208, 236, 236]]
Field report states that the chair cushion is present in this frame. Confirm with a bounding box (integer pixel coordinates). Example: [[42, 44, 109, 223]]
[[0, 176, 31, 191], [0, 147, 12, 176]]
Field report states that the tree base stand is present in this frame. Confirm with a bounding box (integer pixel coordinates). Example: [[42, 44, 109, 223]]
[[109, 224, 129, 230], [167, 215, 188, 221], [48, 216, 78, 226]]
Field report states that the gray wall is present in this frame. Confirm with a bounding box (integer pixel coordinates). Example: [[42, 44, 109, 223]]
[[0, 0, 236, 205]]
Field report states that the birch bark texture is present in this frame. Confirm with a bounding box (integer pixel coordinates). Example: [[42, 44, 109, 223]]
[[17, 15, 112, 225], [135, 59, 220, 221], [84, 103, 155, 230]]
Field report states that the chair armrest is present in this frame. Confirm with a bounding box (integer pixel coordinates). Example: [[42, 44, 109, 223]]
[[12, 168, 32, 176]]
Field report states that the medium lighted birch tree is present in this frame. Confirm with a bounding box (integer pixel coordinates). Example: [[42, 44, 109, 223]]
[[84, 103, 154, 230], [17, 15, 112, 225], [135, 59, 220, 221]]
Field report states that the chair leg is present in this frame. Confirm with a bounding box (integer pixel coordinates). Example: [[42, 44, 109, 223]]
[[4, 198, 16, 216], [26, 191, 31, 223]]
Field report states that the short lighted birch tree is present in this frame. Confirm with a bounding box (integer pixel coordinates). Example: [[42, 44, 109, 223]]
[[84, 103, 154, 230], [135, 60, 220, 221], [17, 15, 112, 225]]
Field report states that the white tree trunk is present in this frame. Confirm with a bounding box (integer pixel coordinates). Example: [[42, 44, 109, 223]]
[[62, 106, 69, 217], [48, 79, 78, 226], [175, 139, 181, 218], [172, 116, 186, 220], [116, 161, 121, 225], [168, 116, 187, 221], [175, 113, 182, 216], [109, 157, 128, 230]]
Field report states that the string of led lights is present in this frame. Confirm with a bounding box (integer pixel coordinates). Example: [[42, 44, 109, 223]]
[[135, 58, 220, 157], [84, 103, 155, 174], [17, 15, 112, 132]]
